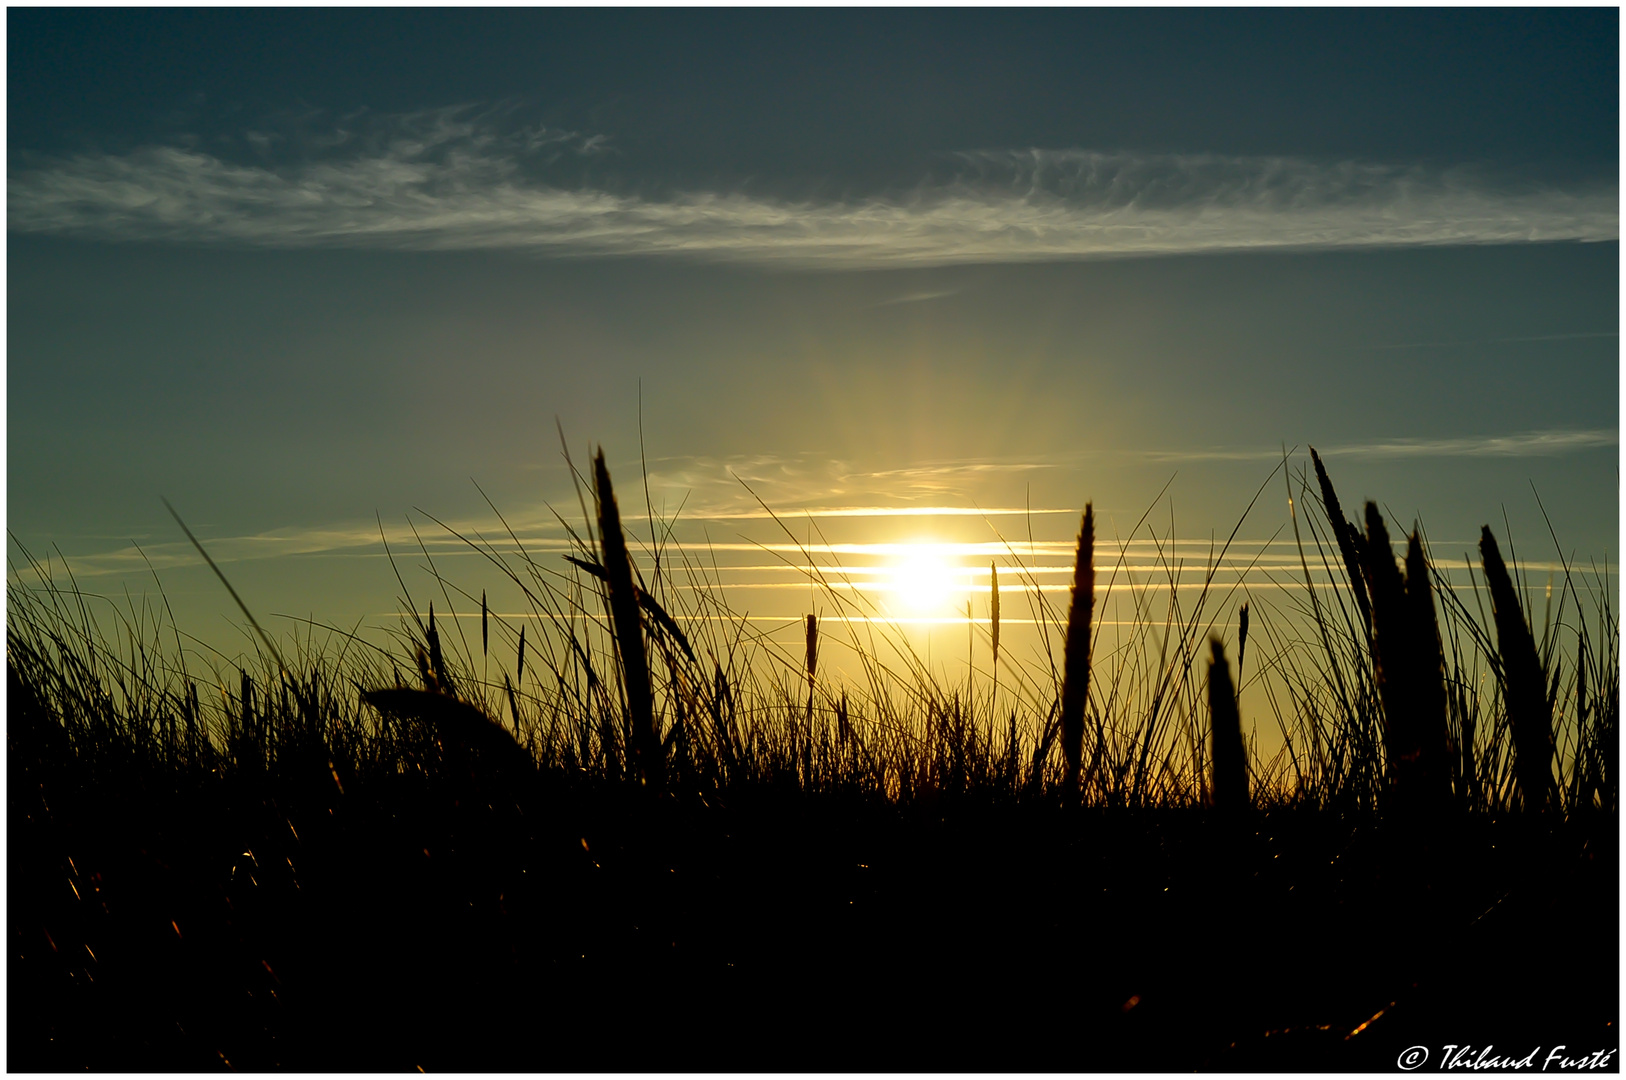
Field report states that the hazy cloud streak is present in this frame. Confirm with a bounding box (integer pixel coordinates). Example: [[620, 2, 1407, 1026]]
[[1142, 428, 1619, 462], [9, 137, 1616, 267], [1324, 428, 1619, 459]]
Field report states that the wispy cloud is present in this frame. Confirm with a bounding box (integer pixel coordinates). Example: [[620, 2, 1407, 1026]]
[[640, 434, 1616, 514], [864, 288, 966, 308], [1322, 428, 1618, 460], [673, 505, 1076, 521], [8, 116, 1616, 267], [7, 514, 571, 579], [1141, 428, 1618, 462], [1374, 330, 1618, 351], [638, 451, 1075, 517]]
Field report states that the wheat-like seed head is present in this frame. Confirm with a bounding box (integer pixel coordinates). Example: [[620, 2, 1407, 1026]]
[[1060, 503, 1095, 802]]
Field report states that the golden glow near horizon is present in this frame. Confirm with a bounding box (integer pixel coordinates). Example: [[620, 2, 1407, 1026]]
[[44, 495, 1587, 649]]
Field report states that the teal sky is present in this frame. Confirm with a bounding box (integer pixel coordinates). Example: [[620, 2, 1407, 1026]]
[[7, 10, 1618, 682]]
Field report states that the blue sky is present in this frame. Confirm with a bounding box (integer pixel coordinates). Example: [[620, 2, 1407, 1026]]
[[7, 9, 1618, 680]]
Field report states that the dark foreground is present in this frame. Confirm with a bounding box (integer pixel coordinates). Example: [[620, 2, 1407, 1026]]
[[11, 733, 1618, 1073]]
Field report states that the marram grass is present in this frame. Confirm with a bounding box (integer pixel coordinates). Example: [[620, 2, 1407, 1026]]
[[5, 451, 1616, 819], [9, 446, 1616, 1074]]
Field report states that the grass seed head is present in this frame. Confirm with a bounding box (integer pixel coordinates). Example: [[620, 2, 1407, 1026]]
[[593, 448, 662, 794], [1060, 504, 1095, 803], [1480, 525, 1556, 814], [805, 613, 818, 689], [1208, 637, 1247, 813], [1310, 447, 1372, 635], [990, 561, 1000, 669]]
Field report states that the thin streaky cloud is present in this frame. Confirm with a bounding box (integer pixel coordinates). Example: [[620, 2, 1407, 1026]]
[[685, 505, 1077, 520], [7, 129, 1616, 267], [15, 526, 1571, 582], [846, 460, 1059, 481], [1487, 331, 1619, 344], [864, 288, 966, 309], [1142, 428, 1617, 462], [639, 452, 1074, 520], [1375, 330, 1618, 350], [1323, 429, 1618, 460]]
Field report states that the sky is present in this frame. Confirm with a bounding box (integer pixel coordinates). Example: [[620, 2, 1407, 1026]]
[[7, 9, 1619, 697]]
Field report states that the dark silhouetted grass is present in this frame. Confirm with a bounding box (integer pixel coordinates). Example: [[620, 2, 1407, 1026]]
[[6, 445, 1617, 1070]]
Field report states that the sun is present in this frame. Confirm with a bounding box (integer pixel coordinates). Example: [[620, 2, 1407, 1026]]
[[888, 544, 959, 614]]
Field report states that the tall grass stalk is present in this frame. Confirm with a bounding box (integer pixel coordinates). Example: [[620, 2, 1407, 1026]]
[[1059, 504, 1095, 805], [989, 560, 1000, 718], [805, 612, 818, 725], [7, 445, 1615, 823], [593, 449, 662, 794], [1208, 637, 1247, 812], [1479, 525, 1556, 815], [1358, 504, 1451, 813]]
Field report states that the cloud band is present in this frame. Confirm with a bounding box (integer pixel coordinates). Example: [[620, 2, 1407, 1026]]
[[8, 131, 1617, 267]]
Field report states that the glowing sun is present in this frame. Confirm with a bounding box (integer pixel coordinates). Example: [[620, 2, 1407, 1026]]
[[889, 545, 959, 614]]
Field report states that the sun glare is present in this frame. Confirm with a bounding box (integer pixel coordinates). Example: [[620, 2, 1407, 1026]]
[[888, 544, 960, 614]]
